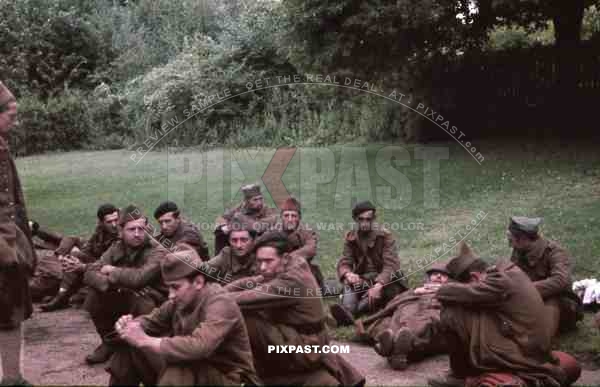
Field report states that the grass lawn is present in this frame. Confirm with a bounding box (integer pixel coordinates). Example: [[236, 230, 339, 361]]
[[17, 140, 600, 356]]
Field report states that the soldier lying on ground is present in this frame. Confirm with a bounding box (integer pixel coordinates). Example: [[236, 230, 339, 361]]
[[151, 200, 209, 260], [227, 231, 365, 386], [83, 205, 168, 365], [33, 204, 120, 311], [507, 216, 583, 336], [428, 242, 581, 387], [357, 259, 450, 370], [330, 200, 407, 327], [213, 183, 278, 254], [107, 247, 260, 386], [0, 80, 37, 385]]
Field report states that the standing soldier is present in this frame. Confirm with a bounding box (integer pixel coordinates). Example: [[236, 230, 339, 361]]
[[429, 243, 580, 387], [507, 216, 582, 335], [204, 218, 258, 284], [0, 81, 37, 385], [228, 232, 365, 386], [330, 201, 406, 326], [278, 196, 324, 289], [107, 247, 260, 386], [360, 260, 449, 370], [83, 205, 167, 365], [38, 203, 120, 311], [213, 183, 278, 254], [152, 201, 209, 260]]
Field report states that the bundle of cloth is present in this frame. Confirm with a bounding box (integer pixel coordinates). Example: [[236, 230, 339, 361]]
[[572, 278, 600, 305]]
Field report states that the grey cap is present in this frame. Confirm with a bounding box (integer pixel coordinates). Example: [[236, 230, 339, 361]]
[[509, 216, 543, 235]]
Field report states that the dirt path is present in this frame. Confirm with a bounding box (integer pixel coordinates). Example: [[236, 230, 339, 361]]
[[10, 307, 600, 386]]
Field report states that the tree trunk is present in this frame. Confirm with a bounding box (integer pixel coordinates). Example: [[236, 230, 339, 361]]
[[551, 0, 585, 47]]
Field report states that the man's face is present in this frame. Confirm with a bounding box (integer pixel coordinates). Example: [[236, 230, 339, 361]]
[[428, 271, 449, 284], [229, 230, 253, 257], [468, 271, 486, 283], [506, 229, 529, 250], [246, 195, 264, 211], [158, 212, 181, 238], [0, 101, 17, 134], [101, 211, 119, 235], [281, 210, 300, 231], [166, 275, 204, 305], [356, 210, 375, 232], [121, 217, 147, 248], [256, 246, 286, 279]]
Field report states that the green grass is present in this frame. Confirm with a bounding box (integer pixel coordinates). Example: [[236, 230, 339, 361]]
[[17, 141, 600, 355]]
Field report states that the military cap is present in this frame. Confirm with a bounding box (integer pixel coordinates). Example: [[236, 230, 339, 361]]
[[352, 200, 376, 219], [154, 201, 179, 219], [425, 260, 449, 276], [281, 196, 301, 214], [241, 184, 262, 200], [0, 81, 15, 107], [119, 204, 145, 226], [161, 247, 203, 282], [508, 216, 543, 235]]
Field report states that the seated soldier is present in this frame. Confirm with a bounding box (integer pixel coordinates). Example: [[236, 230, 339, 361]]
[[278, 196, 325, 289], [507, 216, 582, 335], [429, 243, 581, 387], [213, 183, 278, 254], [227, 231, 365, 386], [38, 204, 120, 311], [204, 217, 258, 284], [107, 247, 260, 386], [83, 205, 168, 365], [152, 201, 209, 260], [359, 260, 449, 370], [330, 200, 406, 326]]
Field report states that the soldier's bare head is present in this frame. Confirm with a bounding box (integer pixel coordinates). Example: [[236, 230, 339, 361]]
[[154, 201, 181, 238], [254, 232, 290, 279], [119, 205, 148, 248], [97, 203, 119, 234]]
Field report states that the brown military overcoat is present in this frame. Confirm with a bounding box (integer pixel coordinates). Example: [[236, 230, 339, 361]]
[[154, 220, 209, 260], [510, 237, 581, 333], [73, 224, 118, 263], [0, 82, 37, 329], [204, 246, 257, 284], [337, 224, 402, 286], [230, 256, 365, 386], [84, 238, 166, 298], [108, 283, 260, 386], [216, 204, 279, 234], [437, 260, 567, 386]]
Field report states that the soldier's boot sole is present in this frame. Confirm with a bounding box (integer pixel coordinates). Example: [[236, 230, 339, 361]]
[[85, 343, 114, 365], [388, 328, 414, 370], [374, 329, 394, 357]]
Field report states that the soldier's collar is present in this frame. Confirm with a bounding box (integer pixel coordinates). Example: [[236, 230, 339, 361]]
[[516, 238, 547, 265]]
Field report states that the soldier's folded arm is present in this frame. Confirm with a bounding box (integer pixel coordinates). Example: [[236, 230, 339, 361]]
[[138, 301, 175, 337], [231, 275, 299, 310], [108, 250, 163, 289], [83, 247, 116, 291], [375, 232, 401, 285], [73, 236, 99, 263], [533, 250, 573, 300], [159, 297, 238, 362], [437, 271, 509, 307]]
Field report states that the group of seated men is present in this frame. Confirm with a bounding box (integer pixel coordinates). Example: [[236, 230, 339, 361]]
[[26, 182, 587, 387]]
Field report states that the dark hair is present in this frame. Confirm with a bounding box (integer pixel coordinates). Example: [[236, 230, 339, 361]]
[[254, 231, 290, 256], [154, 201, 180, 219], [97, 203, 119, 221], [456, 258, 489, 283]]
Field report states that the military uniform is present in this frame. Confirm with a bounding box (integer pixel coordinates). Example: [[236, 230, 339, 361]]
[[107, 247, 260, 387], [204, 246, 257, 285], [435, 259, 571, 387], [83, 238, 167, 347], [230, 255, 365, 386], [334, 223, 406, 322], [362, 262, 449, 369], [283, 221, 325, 289], [154, 219, 209, 260], [0, 82, 37, 330], [509, 216, 582, 335]]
